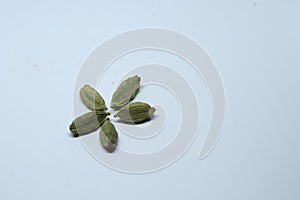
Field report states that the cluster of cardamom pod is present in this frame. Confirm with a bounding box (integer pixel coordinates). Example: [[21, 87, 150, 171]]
[[69, 75, 156, 153]]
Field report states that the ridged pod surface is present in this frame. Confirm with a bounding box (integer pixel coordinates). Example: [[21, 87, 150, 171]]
[[100, 119, 118, 153], [110, 75, 140, 110], [69, 111, 110, 137], [80, 85, 107, 110], [114, 102, 156, 124]]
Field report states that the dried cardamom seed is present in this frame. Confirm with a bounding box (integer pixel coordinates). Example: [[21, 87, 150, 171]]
[[80, 84, 107, 110], [70, 111, 110, 137], [100, 118, 118, 153], [114, 102, 156, 124], [110, 75, 141, 110]]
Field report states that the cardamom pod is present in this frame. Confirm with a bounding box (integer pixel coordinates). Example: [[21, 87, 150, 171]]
[[114, 102, 156, 124], [110, 75, 141, 110], [100, 119, 118, 153], [80, 84, 107, 110], [70, 111, 110, 137]]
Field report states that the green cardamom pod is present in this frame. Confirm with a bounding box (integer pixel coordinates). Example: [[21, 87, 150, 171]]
[[80, 84, 107, 110], [70, 111, 110, 137], [110, 75, 141, 110], [114, 102, 156, 124], [100, 119, 118, 153]]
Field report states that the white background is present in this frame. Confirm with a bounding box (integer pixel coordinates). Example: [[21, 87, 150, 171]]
[[0, 0, 299, 199]]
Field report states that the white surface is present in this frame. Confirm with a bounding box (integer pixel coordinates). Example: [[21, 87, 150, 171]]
[[0, 0, 299, 199]]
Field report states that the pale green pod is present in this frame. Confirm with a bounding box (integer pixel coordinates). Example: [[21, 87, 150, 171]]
[[69, 111, 110, 137], [100, 119, 118, 153], [80, 85, 107, 110], [114, 102, 156, 124], [110, 75, 141, 110]]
